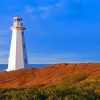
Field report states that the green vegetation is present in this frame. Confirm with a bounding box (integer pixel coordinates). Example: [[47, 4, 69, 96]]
[[0, 75, 100, 100]]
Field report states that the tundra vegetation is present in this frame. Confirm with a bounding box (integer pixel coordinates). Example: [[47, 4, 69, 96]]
[[0, 74, 100, 100]]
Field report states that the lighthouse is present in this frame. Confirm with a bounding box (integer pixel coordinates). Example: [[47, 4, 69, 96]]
[[7, 16, 28, 71]]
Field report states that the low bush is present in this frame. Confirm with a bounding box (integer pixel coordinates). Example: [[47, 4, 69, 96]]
[[0, 75, 100, 100]]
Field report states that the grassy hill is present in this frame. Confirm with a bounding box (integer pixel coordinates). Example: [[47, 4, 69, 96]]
[[0, 63, 100, 100]]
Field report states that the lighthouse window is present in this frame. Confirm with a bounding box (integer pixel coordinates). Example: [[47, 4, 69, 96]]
[[23, 43, 26, 49], [22, 32, 24, 36], [25, 59, 27, 63], [23, 44, 26, 49]]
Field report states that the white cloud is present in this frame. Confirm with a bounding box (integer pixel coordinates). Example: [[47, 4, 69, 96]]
[[0, 29, 9, 36], [38, 6, 53, 19], [38, 6, 50, 11], [0, 50, 9, 63], [0, 29, 11, 47], [0, 59, 7, 64], [0, 51, 8, 57], [26, 6, 36, 13], [55, 0, 66, 9], [28, 52, 87, 64], [25, 0, 67, 19], [0, 30, 10, 63]]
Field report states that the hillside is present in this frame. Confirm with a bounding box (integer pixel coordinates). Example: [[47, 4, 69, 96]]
[[0, 63, 100, 88]]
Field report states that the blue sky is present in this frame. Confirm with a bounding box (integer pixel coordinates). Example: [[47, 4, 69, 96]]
[[0, 0, 100, 64]]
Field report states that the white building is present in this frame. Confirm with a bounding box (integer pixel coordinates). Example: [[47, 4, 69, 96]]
[[7, 16, 28, 71]]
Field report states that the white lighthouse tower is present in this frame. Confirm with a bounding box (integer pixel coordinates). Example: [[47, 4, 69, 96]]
[[7, 16, 28, 71]]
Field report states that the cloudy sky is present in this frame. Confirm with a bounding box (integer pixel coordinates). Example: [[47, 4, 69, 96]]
[[0, 0, 100, 64]]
